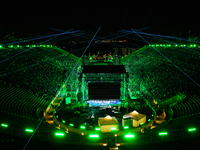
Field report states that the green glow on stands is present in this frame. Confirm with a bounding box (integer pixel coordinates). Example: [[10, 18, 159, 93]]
[[69, 123, 74, 127], [43, 45, 46, 47], [89, 134, 99, 138], [124, 126, 129, 129], [125, 134, 134, 138], [55, 133, 64, 136], [47, 45, 50, 47], [111, 127, 116, 131], [148, 119, 151, 122], [193, 44, 197, 47], [95, 127, 100, 131], [32, 45, 36, 47], [17, 45, 20, 48], [158, 132, 168, 136], [25, 129, 33, 133], [62, 120, 65, 123], [0, 45, 3, 48], [1, 124, 8, 127], [140, 123, 144, 125], [80, 126, 86, 129], [188, 128, 196, 132]]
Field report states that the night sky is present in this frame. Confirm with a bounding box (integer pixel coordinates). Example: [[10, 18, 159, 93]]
[[1, 1, 200, 38]]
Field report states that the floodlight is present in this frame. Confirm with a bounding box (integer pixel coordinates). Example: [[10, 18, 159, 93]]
[[158, 132, 168, 136], [1, 124, 8, 127], [25, 129, 33, 133], [125, 133, 134, 138], [188, 128, 196, 132], [89, 134, 99, 138], [55, 133, 64, 136]]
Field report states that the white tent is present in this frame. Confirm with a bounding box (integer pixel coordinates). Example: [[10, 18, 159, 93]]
[[98, 115, 119, 132], [123, 110, 146, 127]]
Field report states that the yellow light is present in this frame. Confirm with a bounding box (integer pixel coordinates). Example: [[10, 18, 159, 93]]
[[106, 115, 112, 119]]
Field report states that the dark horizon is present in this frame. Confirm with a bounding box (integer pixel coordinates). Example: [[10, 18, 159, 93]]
[[1, 1, 200, 38]]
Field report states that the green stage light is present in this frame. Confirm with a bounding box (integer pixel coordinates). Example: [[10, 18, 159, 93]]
[[89, 134, 99, 138], [158, 132, 168, 136], [1, 124, 8, 127], [188, 128, 196, 132], [80, 126, 86, 129], [55, 133, 64, 136], [124, 126, 129, 129], [25, 129, 33, 133], [62, 120, 65, 123], [69, 123, 74, 127], [17, 45, 20, 48], [95, 127, 100, 131], [111, 127, 116, 131], [125, 134, 134, 138], [193, 44, 197, 47], [0, 45, 3, 48]]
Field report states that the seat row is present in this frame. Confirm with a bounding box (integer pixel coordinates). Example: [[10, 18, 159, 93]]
[[0, 85, 49, 120], [171, 96, 200, 119]]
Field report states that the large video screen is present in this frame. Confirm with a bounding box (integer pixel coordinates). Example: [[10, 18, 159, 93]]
[[88, 83, 120, 99]]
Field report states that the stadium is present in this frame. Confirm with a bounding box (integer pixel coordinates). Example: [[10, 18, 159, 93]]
[[0, 27, 200, 150]]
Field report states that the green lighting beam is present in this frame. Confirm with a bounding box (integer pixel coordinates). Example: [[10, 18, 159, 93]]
[[80, 126, 86, 129], [69, 123, 74, 127], [124, 126, 129, 129], [89, 134, 99, 138], [25, 129, 34, 133], [111, 127, 116, 131], [125, 134, 134, 138], [158, 132, 168, 136], [95, 127, 100, 131], [1, 124, 8, 127], [188, 128, 196, 132], [55, 133, 64, 136]]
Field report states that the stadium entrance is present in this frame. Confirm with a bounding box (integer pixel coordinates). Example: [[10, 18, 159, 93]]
[[80, 65, 128, 105]]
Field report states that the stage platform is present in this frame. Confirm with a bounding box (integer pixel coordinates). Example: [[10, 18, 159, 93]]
[[86, 99, 122, 107]]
